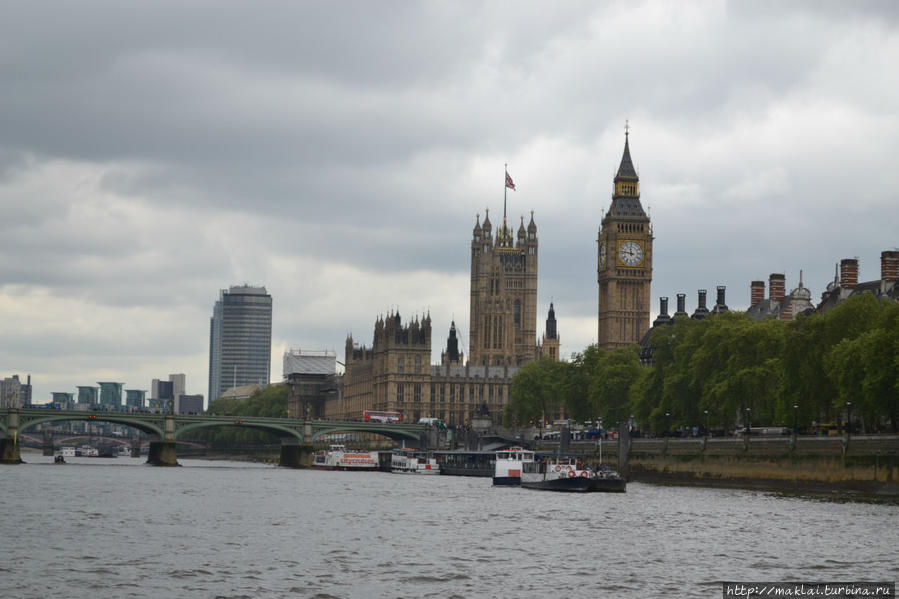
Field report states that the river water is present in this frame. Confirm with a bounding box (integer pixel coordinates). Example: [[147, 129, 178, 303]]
[[1, 455, 896, 598]]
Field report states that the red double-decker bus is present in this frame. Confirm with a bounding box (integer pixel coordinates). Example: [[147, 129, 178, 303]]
[[363, 410, 402, 423]]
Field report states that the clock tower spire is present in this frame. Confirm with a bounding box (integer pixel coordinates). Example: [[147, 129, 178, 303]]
[[597, 125, 653, 349]]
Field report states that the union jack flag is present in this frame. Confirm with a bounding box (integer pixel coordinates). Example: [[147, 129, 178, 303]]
[[505, 170, 516, 191]]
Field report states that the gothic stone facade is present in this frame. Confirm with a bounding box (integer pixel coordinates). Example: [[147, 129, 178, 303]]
[[469, 210, 539, 367], [337, 313, 514, 426]]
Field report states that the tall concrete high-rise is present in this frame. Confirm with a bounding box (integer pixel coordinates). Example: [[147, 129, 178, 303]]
[[208, 285, 273, 402], [169, 374, 185, 401]]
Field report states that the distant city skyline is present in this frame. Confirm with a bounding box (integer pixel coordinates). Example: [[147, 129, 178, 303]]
[[2, 3, 897, 403]]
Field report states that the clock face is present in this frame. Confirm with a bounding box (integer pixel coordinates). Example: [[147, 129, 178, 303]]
[[618, 240, 644, 266], [599, 241, 606, 268]]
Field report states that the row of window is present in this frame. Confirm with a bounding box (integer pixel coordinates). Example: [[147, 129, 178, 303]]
[[394, 383, 506, 404], [396, 355, 423, 374]]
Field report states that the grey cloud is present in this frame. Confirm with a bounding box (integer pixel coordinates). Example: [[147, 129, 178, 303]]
[[2, 1, 898, 402]]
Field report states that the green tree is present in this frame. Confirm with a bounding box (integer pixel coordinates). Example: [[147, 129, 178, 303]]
[[784, 293, 882, 426], [589, 345, 642, 429], [506, 358, 566, 430], [825, 300, 899, 432], [198, 384, 289, 445], [562, 345, 605, 423]]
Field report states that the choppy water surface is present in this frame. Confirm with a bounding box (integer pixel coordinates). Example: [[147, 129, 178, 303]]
[[1, 455, 896, 598]]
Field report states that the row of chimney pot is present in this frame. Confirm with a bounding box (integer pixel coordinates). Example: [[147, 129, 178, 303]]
[[655, 287, 727, 323], [750, 250, 898, 305], [655, 251, 898, 322]]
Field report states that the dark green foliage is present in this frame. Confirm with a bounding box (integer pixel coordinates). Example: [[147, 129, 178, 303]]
[[505, 358, 567, 428], [192, 384, 289, 445], [507, 294, 897, 434]]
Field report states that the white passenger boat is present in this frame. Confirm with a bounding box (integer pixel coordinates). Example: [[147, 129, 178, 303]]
[[74, 445, 99, 457], [59, 446, 76, 458], [492, 446, 535, 486], [312, 445, 379, 471], [391, 449, 440, 474]]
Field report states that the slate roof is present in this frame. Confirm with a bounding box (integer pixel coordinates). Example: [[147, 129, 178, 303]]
[[615, 135, 639, 182], [608, 196, 647, 218]]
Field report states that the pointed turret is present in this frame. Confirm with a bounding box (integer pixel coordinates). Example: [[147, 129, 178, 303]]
[[608, 127, 645, 216], [445, 320, 460, 364], [545, 303, 557, 339], [615, 130, 639, 183], [540, 302, 560, 361]]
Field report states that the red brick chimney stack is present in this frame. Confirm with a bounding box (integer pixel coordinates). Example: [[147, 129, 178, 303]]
[[769, 274, 785, 303], [750, 281, 765, 306], [882, 250, 899, 282], [840, 258, 859, 290], [780, 303, 794, 321]]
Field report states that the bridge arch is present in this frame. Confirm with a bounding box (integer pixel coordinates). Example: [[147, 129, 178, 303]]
[[174, 420, 303, 443], [311, 423, 422, 444], [6, 412, 165, 439]]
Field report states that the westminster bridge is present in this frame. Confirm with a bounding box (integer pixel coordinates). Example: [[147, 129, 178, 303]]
[[0, 408, 426, 467]]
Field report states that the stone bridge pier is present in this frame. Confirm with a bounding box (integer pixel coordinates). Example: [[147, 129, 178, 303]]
[[279, 421, 313, 468], [0, 409, 22, 464], [146, 414, 179, 467]]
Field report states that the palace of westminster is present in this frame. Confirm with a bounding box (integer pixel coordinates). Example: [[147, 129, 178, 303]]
[[285, 127, 898, 426], [287, 131, 654, 426]]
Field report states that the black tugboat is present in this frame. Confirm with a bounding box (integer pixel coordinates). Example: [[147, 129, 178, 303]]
[[520, 457, 626, 493]]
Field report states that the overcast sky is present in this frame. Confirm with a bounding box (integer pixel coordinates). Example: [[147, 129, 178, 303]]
[[2, 1, 897, 403]]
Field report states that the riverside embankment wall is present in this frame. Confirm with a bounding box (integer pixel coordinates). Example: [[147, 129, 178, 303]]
[[565, 435, 899, 496]]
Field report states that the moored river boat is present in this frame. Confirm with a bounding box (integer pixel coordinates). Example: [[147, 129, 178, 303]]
[[493, 446, 535, 486], [520, 457, 626, 493], [312, 445, 379, 471], [434, 450, 494, 477], [391, 449, 440, 474]]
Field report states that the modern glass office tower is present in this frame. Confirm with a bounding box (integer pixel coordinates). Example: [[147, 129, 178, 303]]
[[125, 389, 146, 409], [208, 285, 273, 403], [76, 385, 98, 405], [97, 382, 124, 410]]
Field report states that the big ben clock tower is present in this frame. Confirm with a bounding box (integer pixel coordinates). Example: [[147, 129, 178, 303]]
[[597, 125, 652, 349]]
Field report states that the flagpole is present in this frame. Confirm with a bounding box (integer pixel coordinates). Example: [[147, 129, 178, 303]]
[[503, 164, 508, 241], [503, 163, 508, 226]]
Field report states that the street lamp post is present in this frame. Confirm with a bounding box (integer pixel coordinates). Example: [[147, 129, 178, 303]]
[[846, 401, 852, 442], [745, 408, 751, 437], [792, 404, 798, 436], [665, 412, 670, 438], [704, 410, 709, 438]]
